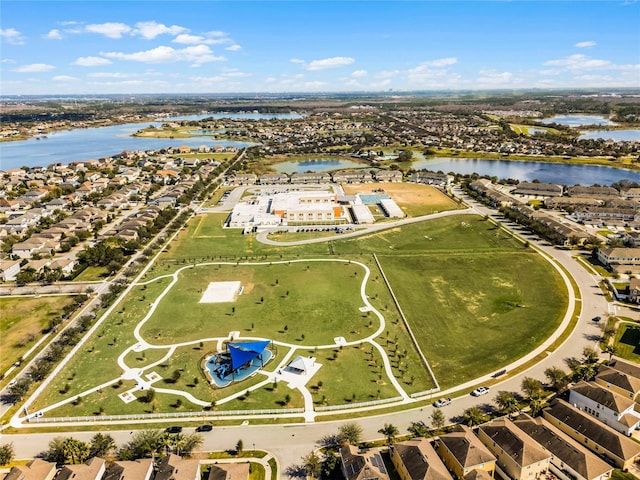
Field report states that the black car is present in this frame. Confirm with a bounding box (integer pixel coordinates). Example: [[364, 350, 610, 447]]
[[592, 316, 602, 322], [165, 426, 182, 434], [196, 424, 213, 432]]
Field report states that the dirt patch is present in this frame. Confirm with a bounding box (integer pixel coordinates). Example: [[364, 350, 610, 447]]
[[342, 182, 451, 208]]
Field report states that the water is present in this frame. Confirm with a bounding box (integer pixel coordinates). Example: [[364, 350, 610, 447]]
[[540, 115, 616, 127], [0, 120, 259, 170], [274, 159, 366, 174], [411, 157, 640, 185], [161, 113, 304, 121], [578, 130, 640, 141]]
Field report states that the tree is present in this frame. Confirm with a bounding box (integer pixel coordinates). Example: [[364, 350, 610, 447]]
[[54, 437, 90, 465], [521, 377, 544, 399], [179, 433, 203, 457], [338, 422, 363, 445], [378, 423, 399, 445], [320, 452, 339, 480], [602, 345, 618, 361], [408, 421, 430, 438], [302, 452, 321, 478], [89, 433, 116, 458], [462, 407, 488, 426], [119, 429, 164, 460], [0, 443, 14, 466], [528, 396, 548, 417], [544, 366, 569, 391], [583, 346, 600, 364], [236, 439, 244, 455], [430, 409, 446, 431], [494, 391, 519, 415]]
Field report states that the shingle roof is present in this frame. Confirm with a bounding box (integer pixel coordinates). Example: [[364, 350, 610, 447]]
[[340, 444, 390, 480], [544, 399, 640, 462], [207, 463, 250, 480], [438, 425, 495, 469], [596, 366, 640, 396], [392, 438, 452, 480], [513, 414, 612, 480], [570, 380, 635, 413], [478, 418, 550, 467]]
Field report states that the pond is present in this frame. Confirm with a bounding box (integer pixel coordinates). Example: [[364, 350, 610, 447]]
[[540, 115, 616, 127], [274, 158, 366, 174], [578, 130, 640, 142]]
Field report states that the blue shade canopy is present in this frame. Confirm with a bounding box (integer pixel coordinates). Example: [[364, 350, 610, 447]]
[[228, 340, 270, 370]]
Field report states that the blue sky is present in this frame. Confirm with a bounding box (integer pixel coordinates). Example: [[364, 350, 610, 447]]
[[1, 1, 639, 95]]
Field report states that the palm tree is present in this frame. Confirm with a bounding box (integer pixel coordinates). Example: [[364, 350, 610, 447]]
[[602, 345, 618, 362], [89, 433, 117, 458], [462, 407, 488, 426], [544, 366, 569, 391], [408, 421, 429, 438], [338, 422, 363, 445], [179, 433, 203, 457], [494, 391, 519, 415], [378, 423, 399, 445]]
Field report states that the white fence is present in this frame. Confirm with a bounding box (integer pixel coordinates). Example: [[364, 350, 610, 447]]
[[315, 396, 403, 412]]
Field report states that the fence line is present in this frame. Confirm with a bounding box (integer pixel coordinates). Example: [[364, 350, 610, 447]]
[[315, 396, 403, 412], [410, 388, 440, 399], [28, 407, 304, 423]]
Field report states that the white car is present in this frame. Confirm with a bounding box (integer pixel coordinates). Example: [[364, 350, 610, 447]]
[[471, 386, 490, 396], [433, 397, 452, 408]]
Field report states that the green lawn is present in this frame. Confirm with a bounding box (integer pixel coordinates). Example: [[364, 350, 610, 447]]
[[613, 322, 640, 363], [73, 266, 110, 281], [0, 296, 81, 373]]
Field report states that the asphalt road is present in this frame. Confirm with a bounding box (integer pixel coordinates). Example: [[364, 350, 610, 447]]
[[0, 187, 611, 475]]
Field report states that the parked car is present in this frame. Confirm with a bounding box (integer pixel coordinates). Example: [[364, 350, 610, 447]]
[[165, 426, 182, 433], [196, 424, 213, 432], [433, 397, 452, 408], [471, 386, 490, 396], [592, 316, 601, 322]]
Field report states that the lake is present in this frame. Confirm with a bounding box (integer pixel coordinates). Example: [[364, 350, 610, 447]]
[[578, 130, 640, 141], [274, 159, 366, 174], [540, 115, 616, 127], [411, 157, 640, 185]]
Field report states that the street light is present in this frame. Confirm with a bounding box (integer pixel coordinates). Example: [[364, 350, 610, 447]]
[[253, 443, 255, 455]]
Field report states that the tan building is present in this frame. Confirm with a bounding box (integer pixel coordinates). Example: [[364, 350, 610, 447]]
[[3, 459, 57, 480], [56, 457, 106, 480], [391, 438, 452, 480], [155, 454, 201, 480], [207, 463, 250, 480], [340, 444, 390, 480], [435, 425, 496, 479], [476, 418, 551, 480], [103, 458, 154, 480], [595, 359, 640, 401], [543, 399, 640, 470]]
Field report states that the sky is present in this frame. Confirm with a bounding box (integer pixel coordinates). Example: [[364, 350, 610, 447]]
[[1, 1, 639, 95]]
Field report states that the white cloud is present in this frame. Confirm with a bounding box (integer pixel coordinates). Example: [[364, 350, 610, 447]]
[[52, 75, 78, 82], [173, 34, 206, 44], [1, 58, 17, 64], [87, 71, 161, 79], [301, 81, 327, 88], [134, 21, 187, 39], [544, 54, 611, 71], [351, 70, 368, 78], [72, 56, 112, 67], [575, 41, 597, 48], [226, 44, 242, 51], [306, 56, 355, 70], [422, 57, 458, 67], [45, 29, 63, 40], [173, 31, 232, 45], [375, 69, 401, 79], [102, 45, 225, 65], [289, 58, 305, 64], [85, 22, 132, 39], [13, 63, 55, 73], [477, 69, 513, 86], [0, 28, 26, 45]]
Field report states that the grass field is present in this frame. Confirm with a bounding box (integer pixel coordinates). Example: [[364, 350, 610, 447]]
[[29, 210, 567, 418], [613, 321, 640, 363], [0, 296, 80, 373], [341, 182, 461, 217]]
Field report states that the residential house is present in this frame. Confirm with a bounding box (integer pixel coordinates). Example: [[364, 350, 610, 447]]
[[340, 444, 390, 480], [596, 247, 640, 268], [410, 171, 453, 187], [476, 418, 551, 480], [374, 170, 403, 182], [48, 257, 76, 277], [543, 399, 640, 469], [3, 459, 57, 480], [155, 454, 201, 480], [513, 182, 563, 197], [513, 414, 613, 480], [332, 171, 373, 183], [596, 359, 640, 400], [0, 259, 21, 281], [259, 173, 290, 185], [629, 277, 640, 303], [392, 437, 452, 480], [569, 380, 640, 435], [56, 457, 106, 480], [435, 425, 496, 479], [207, 463, 250, 480], [12, 239, 46, 259], [103, 458, 154, 480], [226, 174, 257, 186], [567, 186, 620, 198], [290, 172, 331, 184]]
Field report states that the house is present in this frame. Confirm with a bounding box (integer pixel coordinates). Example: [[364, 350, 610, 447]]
[[513, 414, 613, 480], [596, 247, 640, 268], [567, 186, 620, 198], [374, 170, 403, 182], [226, 174, 257, 186], [513, 182, 563, 197], [595, 358, 640, 400], [543, 399, 640, 469], [476, 418, 551, 480], [259, 173, 290, 185], [392, 438, 452, 480], [56, 457, 106, 480], [569, 380, 640, 435], [0, 259, 21, 281], [332, 171, 372, 184], [103, 458, 154, 480], [3, 459, 57, 480], [207, 463, 250, 480], [290, 172, 331, 184], [48, 257, 76, 277], [340, 444, 390, 480], [155, 454, 201, 480], [410, 171, 453, 187], [629, 278, 640, 303], [12, 239, 46, 259], [435, 425, 496, 479]]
